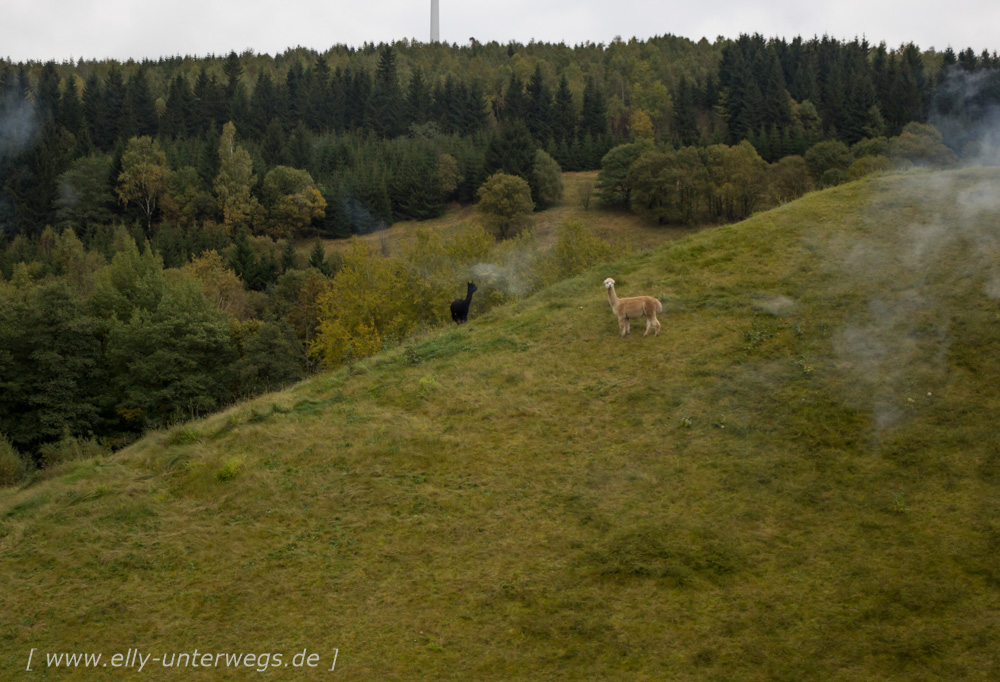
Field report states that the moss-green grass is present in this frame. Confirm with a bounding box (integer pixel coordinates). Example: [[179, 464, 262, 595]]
[[3, 168, 1000, 680], [304, 171, 700, 261]]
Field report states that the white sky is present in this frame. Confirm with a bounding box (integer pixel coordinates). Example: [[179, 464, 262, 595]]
[[2, 0, 999, 63]]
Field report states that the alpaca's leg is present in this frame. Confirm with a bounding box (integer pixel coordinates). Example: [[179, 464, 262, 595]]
[[652, 314, 660, 336], [643, 316, 652, 337], [618, 314, 629, 337]]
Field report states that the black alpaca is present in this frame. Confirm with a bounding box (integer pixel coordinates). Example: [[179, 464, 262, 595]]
[[450, 281, 478, 324]]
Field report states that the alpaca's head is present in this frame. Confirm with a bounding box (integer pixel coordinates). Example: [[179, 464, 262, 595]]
[[603, 277, 615, 290], [468, 281, 478, 294]]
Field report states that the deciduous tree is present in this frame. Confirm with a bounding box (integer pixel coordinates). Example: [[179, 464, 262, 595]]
[[476, 172, 534, 240], [116, 135, 168, 235]]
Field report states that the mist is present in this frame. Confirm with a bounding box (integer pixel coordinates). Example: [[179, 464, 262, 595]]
[[827, 76, 1000, 432], [930, 65, 1000, 166], [0, 93, 37, 163]]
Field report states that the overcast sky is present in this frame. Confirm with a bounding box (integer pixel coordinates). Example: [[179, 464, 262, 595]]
[[3, 0, 999, 63]]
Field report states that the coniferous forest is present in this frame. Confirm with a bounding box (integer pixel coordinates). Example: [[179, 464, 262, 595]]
[[2, 33, 999, 471]]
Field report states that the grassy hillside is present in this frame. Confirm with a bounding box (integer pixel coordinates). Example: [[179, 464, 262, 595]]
[[309, 171, 702, 258], [3, 168, 1000, 680]]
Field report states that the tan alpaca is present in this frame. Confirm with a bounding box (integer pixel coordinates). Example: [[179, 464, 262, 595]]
[[604, 277, 662, 337]]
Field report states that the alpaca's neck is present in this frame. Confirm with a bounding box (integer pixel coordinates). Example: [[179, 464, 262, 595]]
[[606, 285, 619, 309], [465, 287, 475, 304]]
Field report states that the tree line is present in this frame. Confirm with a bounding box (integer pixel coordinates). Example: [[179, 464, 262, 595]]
[[3, 34, 998, 244], [597, 120, 961, 226]]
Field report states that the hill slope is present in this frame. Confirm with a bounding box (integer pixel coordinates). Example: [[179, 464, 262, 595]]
[[3, 168, 1000, 680]]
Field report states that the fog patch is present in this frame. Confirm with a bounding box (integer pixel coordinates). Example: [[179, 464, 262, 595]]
[[754, 294, 797, 317], [0, 93, 38, 161]]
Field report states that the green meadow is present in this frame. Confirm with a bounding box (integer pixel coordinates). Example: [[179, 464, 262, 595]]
[[3, 167, 1000, 680]]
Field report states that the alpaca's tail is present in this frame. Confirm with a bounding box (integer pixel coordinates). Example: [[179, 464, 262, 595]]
[[654, 299, 663, 313]]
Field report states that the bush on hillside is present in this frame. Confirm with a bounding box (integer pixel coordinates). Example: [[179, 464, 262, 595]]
[[0, 433, 29, 486], [847, 155, 893, 181], [476, 172, 535, 241], [37, 432, 108, 470]]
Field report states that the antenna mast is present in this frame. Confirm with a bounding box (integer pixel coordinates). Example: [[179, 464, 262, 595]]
[[431, 0, 439, 42]]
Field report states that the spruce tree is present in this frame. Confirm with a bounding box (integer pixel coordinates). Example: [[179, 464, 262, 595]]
[[406, 66, 431, 127], [552, 75, 576, 145], [58, 75, 85, 138], [502, 73, 526, 122], [35, 62, 62, 125], [81, 73, 107, 150], [525, 64, 552, 142], [306, 58, 333, 131], [484, 121, 536, 181], [103, 65, 127, 147], [127, 67, 159, 138], [580, 76, 607, 137], [365, 45, 404, 138], [160, 74, 194, 139]]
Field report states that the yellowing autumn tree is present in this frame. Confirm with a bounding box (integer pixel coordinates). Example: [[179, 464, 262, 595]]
[[309, 241, 443, 367], [260, 166, 326, 238], [182, 250, 255, 320], [214, 122, 260, 233], [629, 108, 655, 141], [117, 136, 168, 235]]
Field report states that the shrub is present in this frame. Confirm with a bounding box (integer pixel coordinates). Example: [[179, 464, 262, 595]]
[[596, 141, 655, 209], [769, 155, 814, 203], [530, 149, 564, 209], [804, 140, 852, 179], [847, 155, 892, 181], [37, 432, 108, 470], [475, 172, 535, 240], [852, 137, 890, 160], [819, 168, 847, 188], [0, 433, 29, 486], [216, 456, 243, 482], [889, 123, 958, 167], [545, 220, 618, 283]]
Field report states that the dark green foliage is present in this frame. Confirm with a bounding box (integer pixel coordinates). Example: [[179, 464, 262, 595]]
[[580, 76, 608, 138], [804, 140, 852, 179], [81, 73, 107, 149], [35, 63, 61, 126], [105, 274, 237, 429], [160, 75, 195, 139], [0, 34, 985, 245], [524, 64, 552, 142], [307, 241, 328, 274], [127, 68, 159, 138], [102, 65, 128, 148], [227, 229, 278, 292], [530, 149, 563, 209], [595, 141, 655, 209], [485, 121, 536, 180], [365, 46, 404, 138], [54, 154, 116, 234], [234, 321, 306, 395], [59, 76, 84, 141], [249, 70, 284, 138], [0, 281, 107, 456], [551, 75, 575, 145], [673, 77, 700, 147], [407, 66, 431, 126]]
